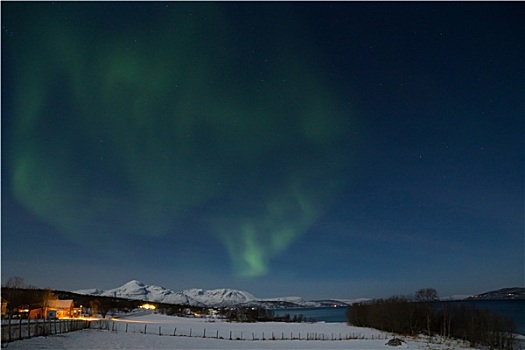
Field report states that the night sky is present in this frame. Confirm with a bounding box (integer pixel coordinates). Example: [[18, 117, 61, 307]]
[[2, 2, 523, 300]]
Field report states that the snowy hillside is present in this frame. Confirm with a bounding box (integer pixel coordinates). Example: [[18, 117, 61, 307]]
[[183, 288, 256, 306], [75, 280, 204, 306], [73, 280, 328, 308], [74, 288, 105, 296]]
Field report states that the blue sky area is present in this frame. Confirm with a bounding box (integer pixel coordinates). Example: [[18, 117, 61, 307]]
[[2, 2, 523, 299]]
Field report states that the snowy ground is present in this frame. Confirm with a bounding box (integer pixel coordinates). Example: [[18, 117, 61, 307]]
[[5, 313, 479, 349]]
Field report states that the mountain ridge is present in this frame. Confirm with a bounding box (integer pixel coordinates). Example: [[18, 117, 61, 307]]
[[73, 280, 333, 308], [468, 287, 525, 300]]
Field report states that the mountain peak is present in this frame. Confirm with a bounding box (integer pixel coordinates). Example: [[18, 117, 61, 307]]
[[122, 280, 145, 287], [73, 280, 329, 308]]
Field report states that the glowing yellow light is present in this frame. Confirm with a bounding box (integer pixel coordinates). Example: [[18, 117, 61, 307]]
[[139, 303, 156, 310]]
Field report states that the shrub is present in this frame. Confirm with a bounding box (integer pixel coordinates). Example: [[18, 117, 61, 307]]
[[347, 298, 516, 349]]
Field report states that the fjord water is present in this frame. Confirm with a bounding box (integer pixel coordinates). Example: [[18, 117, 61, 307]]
[[273, 306, 348, 323], [274, 300, 525, 335]]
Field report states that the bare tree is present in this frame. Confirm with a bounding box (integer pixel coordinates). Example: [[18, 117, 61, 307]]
[[415, 288, 439, 302], [98, 299, 112, 318], [3, 276, 27, 313], [5, 276, 25, 289], [415, 288, 438, 339], [42, 289, 58, 307], [90, 300, 100, 317]]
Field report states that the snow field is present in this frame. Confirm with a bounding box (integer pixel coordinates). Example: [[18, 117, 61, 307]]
[[6, 313, 476, 349], [105, 313, 386, 341]]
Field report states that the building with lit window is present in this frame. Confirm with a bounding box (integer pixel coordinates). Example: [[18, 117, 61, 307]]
[[45, 299, 74, 318]]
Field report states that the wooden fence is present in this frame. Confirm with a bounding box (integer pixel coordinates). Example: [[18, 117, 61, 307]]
[[1, 318, 390, 345], [1, 317, 95, 346], [99, 320, 388, 342]]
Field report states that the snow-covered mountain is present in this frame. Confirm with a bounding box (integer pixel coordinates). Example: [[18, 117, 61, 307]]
[[469, 287, 525, 300], [73, 280, 331, 308], [183, 288, 256, 307], [74, 288, 105, 296], [75, 280, 205, 306]]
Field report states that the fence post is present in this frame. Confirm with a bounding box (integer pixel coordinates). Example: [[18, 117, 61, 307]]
[[203, 328, 206, 338], [144, 324, 147, 334], [229, 330, 232, 340], [189, 328, 192, 337], [18, 317, 22, 340], [216, 330, 218, 339], [8, 314, 12, 342], [159, 326, 161, 336], [173, 327, 176, 336], [126, 323, 128, 333]]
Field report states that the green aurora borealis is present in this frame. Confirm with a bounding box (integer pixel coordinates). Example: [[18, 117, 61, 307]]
[[6, 3, 360, 277]]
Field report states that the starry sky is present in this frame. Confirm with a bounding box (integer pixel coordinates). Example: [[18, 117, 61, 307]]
[[2, 2, 523, 300]]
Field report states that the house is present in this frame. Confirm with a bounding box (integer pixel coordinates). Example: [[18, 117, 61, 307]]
[[29, 307, 46, 319], [1, 297, 7, 316], [46, 299, 74, 318]]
